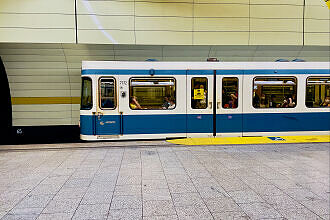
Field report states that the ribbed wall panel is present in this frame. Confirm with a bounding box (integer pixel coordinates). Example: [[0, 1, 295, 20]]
[[0, 43, 329, 127]]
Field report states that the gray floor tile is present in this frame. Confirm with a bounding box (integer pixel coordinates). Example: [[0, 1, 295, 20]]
[[9, 207, 43, 215], [278, 208, 323, 220], [205, 197, 242, 213], [42, 198, 81, 214], [172, 192, 205, 207], [89, 182, 116, 192], [142, 179, 168, 190], [37, 212, 73, 220], [114, 185, 141, 196], [143, 200, 176, 216], [168, 181, 196, 194], [238, 202, 282, 219], [53, 187, 88, 199], [28, 184, 61, 196], [1, 214, 38, 220], [107, 208, 142, 220], [110, 195, 142, 210], [72, 203, 110, 220], [15, 195, 53, 209], [143, 188, 171, 201], [212, 211, 250, 220], [286, 187, 321, 201], [228, 190, 264, 204], [81, 190, 113, 204], [300, 199, 330, 216], [216, 178, 251, 192], [63, 178, 92, 188], [165, 174, 191, 184], [262, 194, 305, 210], [250, 184, 284, 196], [143, 215, 178, 220], [175, 204, 213, 220], [196, 186, 229, 199], [117, 175, 141, 185]]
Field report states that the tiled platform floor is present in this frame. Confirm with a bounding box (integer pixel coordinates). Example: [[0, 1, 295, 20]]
[[0, 142, 329, 220]]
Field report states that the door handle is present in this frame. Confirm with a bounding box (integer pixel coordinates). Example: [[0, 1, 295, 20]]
[[217, 102, 221, 109], [209, 102, 212, 109], [97, 111, 103, 119]]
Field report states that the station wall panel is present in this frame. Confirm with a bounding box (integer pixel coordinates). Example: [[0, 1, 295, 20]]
[[78, 30, 135, 44], [78, 15, 134, 30], [136, 31, 192, 45], [250, 0, 303, 5], [1, 0, 328, 46], [250, 5, 303, 18], [135, 17, 193, 32], [0, 0, 75, 43], [304, 3, 329, 46], [135, 2, 192, 17], [305, 33, 330, 46], [0, 29, 75, 44], [194, 32, 249, 45], [194, 18, 249, 32], [250, 32, 303, 45], [250, 19, 302, 32]]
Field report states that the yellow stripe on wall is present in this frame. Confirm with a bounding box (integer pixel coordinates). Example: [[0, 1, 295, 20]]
[[11, 97, 81, 105]]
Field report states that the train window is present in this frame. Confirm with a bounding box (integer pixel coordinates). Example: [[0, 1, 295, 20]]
[[222, 77, 238, 109], [129, 78, 176, 110], [191, 77, 208, 109], [253, 77, 297, 108], [306, 77, 330, 108], [99, 78, 116, 109], [81, 77, 92, 110]]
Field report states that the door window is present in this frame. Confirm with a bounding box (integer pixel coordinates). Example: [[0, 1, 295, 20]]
[[99, 78, 116, 109], [222, 77, 238, 109], [191, 77, 208, 109]]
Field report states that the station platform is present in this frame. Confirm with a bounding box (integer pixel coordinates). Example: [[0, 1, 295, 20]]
[[167, 135, 330, 145]]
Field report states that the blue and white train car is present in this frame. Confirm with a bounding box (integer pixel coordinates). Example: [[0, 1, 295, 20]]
[[80, 61, 330, 141]]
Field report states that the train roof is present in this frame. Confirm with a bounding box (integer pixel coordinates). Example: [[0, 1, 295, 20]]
[[82, 61, 330, 70]]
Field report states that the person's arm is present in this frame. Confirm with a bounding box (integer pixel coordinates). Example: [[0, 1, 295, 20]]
[[135, 100, 142, 109]]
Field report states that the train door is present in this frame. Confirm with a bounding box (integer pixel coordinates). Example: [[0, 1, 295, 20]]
[[94, 76, 121, 136], [186, 70, 214, 137], [215, 71, 243, 136]]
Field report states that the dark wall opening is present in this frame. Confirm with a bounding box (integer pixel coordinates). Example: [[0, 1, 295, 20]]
[[0, 56, 12, 144], [12, 125, 80, 144]]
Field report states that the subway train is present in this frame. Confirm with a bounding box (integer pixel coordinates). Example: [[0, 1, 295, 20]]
[[80, 61, 330, 141]]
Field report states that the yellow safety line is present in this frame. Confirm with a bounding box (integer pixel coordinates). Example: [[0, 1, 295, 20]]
[[11, 97, 81, 105], [167, 135, 330, 145]]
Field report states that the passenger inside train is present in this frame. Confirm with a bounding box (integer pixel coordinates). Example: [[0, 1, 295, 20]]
[[222, 77, 238, 109], [129, 96, 142, 109], [321, 96, 330, 107], [191, 77, 208, 109]]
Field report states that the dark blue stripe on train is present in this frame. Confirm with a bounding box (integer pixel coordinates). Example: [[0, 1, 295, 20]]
[[81, 112, 330, 135], [82, 69, 329, 75], [123, 114, 186, 134], [242, 112, 330, 132]]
